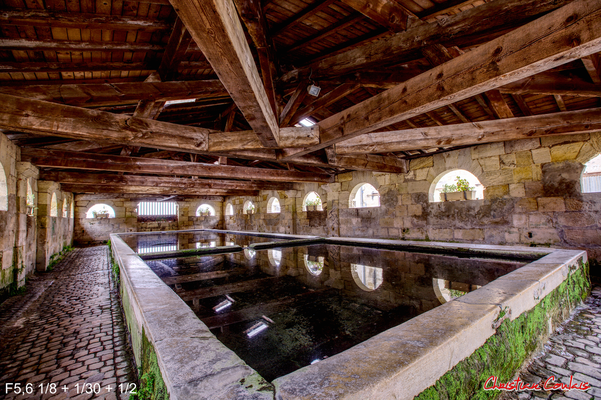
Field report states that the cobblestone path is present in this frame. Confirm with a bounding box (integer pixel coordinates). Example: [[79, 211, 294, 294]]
[[0, 247, 137, 400], [501, 286, 601, 400]]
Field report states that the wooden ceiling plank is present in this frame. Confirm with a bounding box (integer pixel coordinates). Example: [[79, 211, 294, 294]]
[[334, 154, 407, 173], [0, 80, 228, 107], [511, 94, 533, 116], [582, 55, 601, 84], [157, 17, 192, 81], [21, 148, 334, 183], [208, 126, 319, 152], [499, 72, 601, 97], [0, 61, 155, 73], [280, 0, 574, 82], [0, 9, 171, 31], [335, 108, 601, 154], [0, 38, 164, 52], [553, 94, 568, 112], [270, 0, 337, 36], [170, 0, 280, 147], [283, 0, 601, 159], [447, 104, 470, 123], [339, 0, 417, 32], [484, 89, 514, 118]]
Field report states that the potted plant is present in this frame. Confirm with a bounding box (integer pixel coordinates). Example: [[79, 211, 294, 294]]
[[305, 198, 320, 211], [440, 176, 476, 201], [26, 192, 35, 216]]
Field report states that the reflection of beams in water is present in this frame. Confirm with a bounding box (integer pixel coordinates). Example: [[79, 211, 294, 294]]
[[201, 288, 330, 329], [179, 277, 281, 301], [163, 267, 248, 285], [154, 261, 176, 276]]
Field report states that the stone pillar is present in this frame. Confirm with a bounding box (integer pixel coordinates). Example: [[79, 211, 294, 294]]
[[15, 162, 39, 285]]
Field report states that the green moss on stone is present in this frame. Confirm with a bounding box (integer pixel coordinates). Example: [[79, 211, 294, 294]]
[[415, 263, 590, 400], [132, 331, 168, 400]]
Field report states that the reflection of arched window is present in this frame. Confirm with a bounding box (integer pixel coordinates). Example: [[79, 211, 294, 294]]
[[0, 161, 7, 211], [243, 200, 256, 214], [196, 241, 216, 248], [225, 203, 234, 216], [351, 264, 383, 291], [244, 248, 256, 259], [62, 200, 69, 218], [50, 193, 58, 217], [350, 183, 380, 208], [432, 278, 478, 304], [268, 249, 282, 267], [302, 191, 323, 211], [430, 169, 484, 202], [303, 254, 324, 275], [581, 154, 601, 193], [86, 203, 116, 218], [267, 197, 281, 213], [196, 204, 216, 216]]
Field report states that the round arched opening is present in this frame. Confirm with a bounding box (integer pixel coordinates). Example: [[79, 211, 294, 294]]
[[351, 264, 383, 291], [267, 197, 281, 213], [50, 193, 58, 217], [225, 203, 234, 216], [581, 154, 601, 193], [196, 204, 216, 216], [243, 200, 256, 215], [303, 253, 324, 276], [302, 191, 323, 211], [26, 180, 34, 216], [430, 169, 484, 202], [86, 203, 116, 219], [0, 161, 7, 211], [349, 183, 380, 208], [268, 249, 282, 267]]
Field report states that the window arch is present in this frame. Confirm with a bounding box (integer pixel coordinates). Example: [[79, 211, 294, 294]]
[[86, 203, 116, 218], [267, 197, 281, 213], [581, 154, 601, 193], [268, 249, 282, 267], [243, 200, 256, 214], [303, 253, 324, 276], [196, 204, 216, 216], [225, 203, 234, 216], [302, 191, 323, 211], [350, 183, 380, 208], [430, 169, 484, 202], [0, 161, 7, 211], [351, 264, 383, 291], [50, 193, 58, 217], [62, 199, 69, 218]]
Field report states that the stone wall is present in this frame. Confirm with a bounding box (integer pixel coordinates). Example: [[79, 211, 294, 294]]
[[74, 195, 224, 246], [224, 134, 601, 277]]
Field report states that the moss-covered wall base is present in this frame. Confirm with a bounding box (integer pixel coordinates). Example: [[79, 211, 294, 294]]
[[133, 331, 169, 400], [416, 263, 591, 400]]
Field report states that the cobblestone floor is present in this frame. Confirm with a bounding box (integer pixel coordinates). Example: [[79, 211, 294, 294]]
[[500, 286, 601, 400], [0, 247, 137, 400]]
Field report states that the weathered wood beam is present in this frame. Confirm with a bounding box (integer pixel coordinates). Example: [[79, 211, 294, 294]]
[[280, 0, 573, 82], [288, 83, 359, 126], [0, 61, 155, 73], [511, 95, 533, 116], [158, 17, 192, 81], [499, 72, 601, 97], [554, 94, 568, 112], [582, 55, 601, 84], [39, 171, 294, 191], [484, 90, 514, 118], [270, 0, 337, 36], [0, 38, 164, 52], [0, 9, 171, 31], [0, 80, 228, 108], [208, 126, 319, 151], [22, 149, 334, 183], [339, 0, 417, 32], [335, 154, 407, 173], [447, 104, 470, 123], [170, 0, 280, 147], [42, 141, 121, 153], [280, 79, 308, 126], [336, 108, 601, 154], [60, 184, 257, 197], [284, 0, 601, 158]]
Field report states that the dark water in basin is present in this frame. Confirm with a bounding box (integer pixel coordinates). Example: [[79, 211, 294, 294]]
[[119, 231, 290, 254], [145, 243, 527, 381]]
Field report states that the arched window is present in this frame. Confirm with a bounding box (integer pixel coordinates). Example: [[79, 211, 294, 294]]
[[350, 183, 380, 208], [244, 248, 256, 259], [243, 200, 256, 214], [50, 193, 58, 217], [268, 249, 282, 267], [302, 191, 323, 211], [351, 264, 383, 291], [430, 169, 484, 202], [196, 204, 216, 216], [86, 203, 116, 219], [581, 154, 601, 193], [26, 180, 34, 216], [267, 197, 281, 213], [0, 161, 6, 211], [225, 203, 234, 216], [432, 278, 478, 304], [304, 254, 324, 275], [62, 199, 69, 218]]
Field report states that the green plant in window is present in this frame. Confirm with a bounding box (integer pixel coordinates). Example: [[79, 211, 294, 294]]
[[305, 198, 321, 206], [442, 183, 457, 193], [455, 176, 475, 192]]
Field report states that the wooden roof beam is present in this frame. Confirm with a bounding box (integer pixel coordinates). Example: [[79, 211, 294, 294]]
[[282, 0, 601, 159], [59, 184, 258, 197], [498, 72, 601, 97], [170, 0, 280, 147], [158, 17, 192, 82], [21, 149, 334, 183], [335, 108, 601, 154], [0, 38, 164, 52], [339, 0, 419, 32], [582, 55, 601, 84], [270, 0, 337, 36]]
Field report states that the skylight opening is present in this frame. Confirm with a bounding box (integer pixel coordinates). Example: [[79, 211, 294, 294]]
[[298, 118, 316, 127], [164, 98, 196, 106]]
